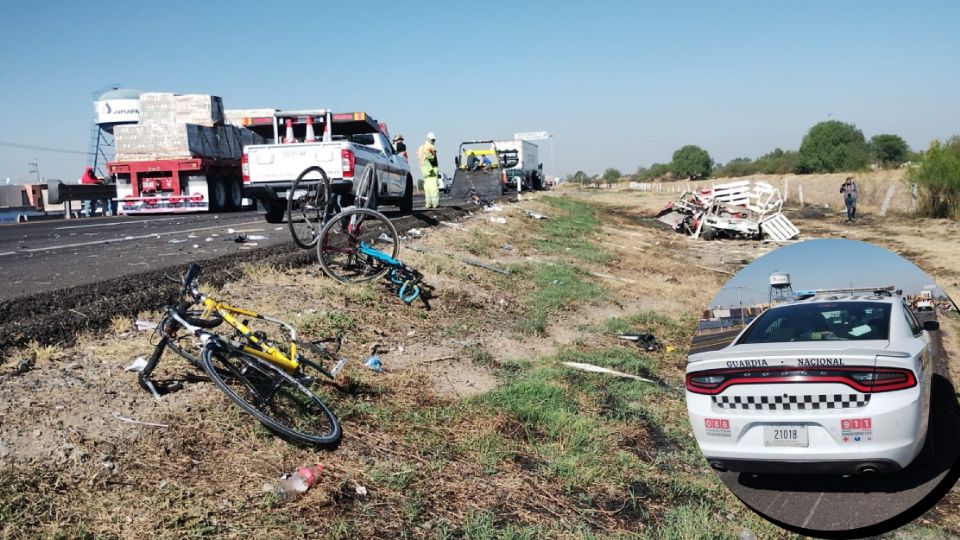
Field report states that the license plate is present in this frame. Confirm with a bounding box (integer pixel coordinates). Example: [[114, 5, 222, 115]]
[[763, 425, 808, 447]]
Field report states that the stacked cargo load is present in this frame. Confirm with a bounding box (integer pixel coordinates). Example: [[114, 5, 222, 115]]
[[114, 93, 264, 162]]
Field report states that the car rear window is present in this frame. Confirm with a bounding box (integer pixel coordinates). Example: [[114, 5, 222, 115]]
[[737, 301, 892, 344]]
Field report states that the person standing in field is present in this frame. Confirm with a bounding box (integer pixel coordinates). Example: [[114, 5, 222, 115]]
[[418, 132, 439, 209], [840, 176, 858, 222]]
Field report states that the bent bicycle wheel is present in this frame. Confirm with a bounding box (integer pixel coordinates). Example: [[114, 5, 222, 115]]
[[287, 166, 331, 250], [200, 345, 341, 446], [317, 208, 399, 283], [353, 164, 378, 210]]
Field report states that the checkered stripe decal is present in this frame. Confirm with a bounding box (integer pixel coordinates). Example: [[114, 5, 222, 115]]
[[712, 394, 870, 410]]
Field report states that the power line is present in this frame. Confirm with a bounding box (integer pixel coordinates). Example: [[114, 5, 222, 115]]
[[0, 140, 93, 156]]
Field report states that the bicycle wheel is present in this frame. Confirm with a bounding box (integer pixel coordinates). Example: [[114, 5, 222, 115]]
[[287, 166, 331, 250], [353, 164, 378, 210], [317, 208, 399, 283], [201, 344, 341, 446]]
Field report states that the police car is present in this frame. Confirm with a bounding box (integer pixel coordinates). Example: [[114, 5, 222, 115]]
[[686, 291, 936, 474]]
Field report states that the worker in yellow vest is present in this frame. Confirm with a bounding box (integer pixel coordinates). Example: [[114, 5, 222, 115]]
[[418, 132, 439, 209]]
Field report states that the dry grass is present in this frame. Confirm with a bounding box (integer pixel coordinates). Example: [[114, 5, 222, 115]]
[[2, 189, 958, 538]]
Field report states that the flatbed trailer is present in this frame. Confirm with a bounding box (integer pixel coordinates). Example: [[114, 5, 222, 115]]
[[109, 157, 244, 214]]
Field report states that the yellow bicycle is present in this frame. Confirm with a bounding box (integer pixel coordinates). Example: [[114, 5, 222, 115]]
[[139, 262, 343, 446]]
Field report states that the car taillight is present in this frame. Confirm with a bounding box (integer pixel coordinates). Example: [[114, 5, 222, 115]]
[[849, 369, 916, 392], [241, 153, 249, 184], [686, 366, 917, 395], [342, 149, 355, 178]]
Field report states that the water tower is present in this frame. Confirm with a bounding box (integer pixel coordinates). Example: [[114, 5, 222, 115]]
[[89, 86, 142, 177], [768, 273, 795, 305]]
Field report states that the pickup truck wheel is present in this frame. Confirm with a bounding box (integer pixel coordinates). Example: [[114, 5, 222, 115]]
[[264, 200, 285, 223], [399, 176, 413, 213], [208, 178, 228, 212]]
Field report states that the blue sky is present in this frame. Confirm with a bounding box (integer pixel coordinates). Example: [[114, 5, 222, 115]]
[[2, 1, 960, 182], [711, 239, 943, 307]]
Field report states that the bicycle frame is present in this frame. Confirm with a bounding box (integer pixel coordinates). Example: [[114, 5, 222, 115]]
[[358, 241, 424, 304], [197, 296, 302, 372]]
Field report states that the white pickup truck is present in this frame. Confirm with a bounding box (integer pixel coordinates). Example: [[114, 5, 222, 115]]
[[240, 110, 413, 222]]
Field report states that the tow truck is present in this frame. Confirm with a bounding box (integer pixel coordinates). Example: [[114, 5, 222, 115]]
[[448, 139, 543, 200]]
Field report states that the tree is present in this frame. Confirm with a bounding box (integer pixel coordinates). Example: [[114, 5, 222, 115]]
[[794, 120, 869, 174], [714, 157, 756, 178], [649, 162, 670, 179], [602, 168, 622, 184], [573, 170, 588, 188], [670, 145, 713, 179], [869, 134, 910, 168]]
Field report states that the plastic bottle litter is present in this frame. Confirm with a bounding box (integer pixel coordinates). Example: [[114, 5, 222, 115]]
[[124, 356, 148, 373], [329, 358, 348, 377], [247, 235, 266, 240], [271, 463, 325, 500], [135, 320, 158, 331], [364, 355, 383, 372]]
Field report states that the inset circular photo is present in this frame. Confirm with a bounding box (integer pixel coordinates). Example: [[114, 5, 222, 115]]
[[685, 238, 960, 538]]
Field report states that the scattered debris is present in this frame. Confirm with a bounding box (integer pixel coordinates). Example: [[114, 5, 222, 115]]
[[234, 234, 248, 243], [695, 264, 736, 276], [124, 356, 148, 373], [205, 237, 214, 242], [246, 235, 266, 240], [462, 257, 511, 275], [406, 228, 422, 237], [135, 320, 158, 331], [355, 484, 369, 497], [501, 243, 513, 251], [561, 362, 654, 382], [364, 356, 383, 372], [168, 239, 187, 244], [13, 357, 34, 376], [489, 216, 507, 224], [526, 211, 548, 219], [269, 464, 325, 500], [654, 180, 800, 241], [589, 271, 637, 284], [112, 412, 169, 428], [422, 355, 456, 364], [439, 221, 466, 231], [618, 333, 660, 352]]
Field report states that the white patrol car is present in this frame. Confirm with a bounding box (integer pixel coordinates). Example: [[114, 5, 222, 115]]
[[686, 291, 936, 474]]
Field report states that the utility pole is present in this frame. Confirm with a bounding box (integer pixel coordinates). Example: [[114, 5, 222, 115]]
[[28, 159, 41, 183], [737, 286, 745, 326]]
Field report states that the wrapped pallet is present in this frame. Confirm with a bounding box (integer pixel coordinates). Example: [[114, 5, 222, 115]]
[[115, 123, 265, 162], [138, 92, 224, 127], [224, 108, 278, 127]]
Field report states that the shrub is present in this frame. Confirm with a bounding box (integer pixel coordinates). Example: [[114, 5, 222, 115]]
[[908, 137, 960, 220]]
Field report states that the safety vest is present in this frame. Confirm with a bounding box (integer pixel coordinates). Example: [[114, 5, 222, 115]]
[[418, 141, 437, 167]]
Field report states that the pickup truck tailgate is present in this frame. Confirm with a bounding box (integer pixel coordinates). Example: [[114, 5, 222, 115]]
[[246, 142, 344, 183]]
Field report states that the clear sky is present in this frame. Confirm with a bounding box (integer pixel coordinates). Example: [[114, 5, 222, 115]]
[[711, 239, 944, 307], [2, 1, 960, 183]]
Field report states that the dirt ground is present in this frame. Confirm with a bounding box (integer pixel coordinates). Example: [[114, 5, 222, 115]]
[[0, 187, 957, 538]]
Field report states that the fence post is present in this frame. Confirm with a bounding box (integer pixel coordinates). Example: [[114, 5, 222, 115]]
[[783, 178, 789, 203], [879, 183, 896, 217], [909, 183, 918, 212], [798, 184, 804, 206]]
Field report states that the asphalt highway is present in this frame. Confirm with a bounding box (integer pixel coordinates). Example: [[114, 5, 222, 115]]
[[0, 195, 453, 301]]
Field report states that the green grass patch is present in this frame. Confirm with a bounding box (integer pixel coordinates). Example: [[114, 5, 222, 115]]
[[519, 263, 605, 337], [531, 197, 611, 263], [298, 309, 356, 337]]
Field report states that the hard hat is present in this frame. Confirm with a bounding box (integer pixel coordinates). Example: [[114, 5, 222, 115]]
[[395, 134, 404, 140], [427, 132, 436, 140]]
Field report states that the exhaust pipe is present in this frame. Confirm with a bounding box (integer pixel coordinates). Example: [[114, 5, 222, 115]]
[[857, 466, 879, 475], [710, 462, 728, 472]]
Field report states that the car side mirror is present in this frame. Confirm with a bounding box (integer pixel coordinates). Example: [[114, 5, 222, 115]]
[[922, 320, 939, 332]]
